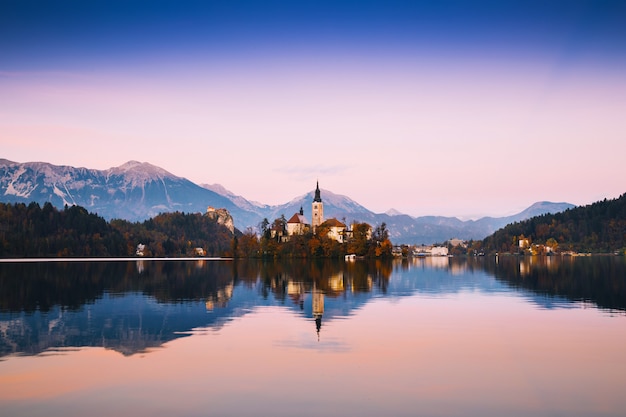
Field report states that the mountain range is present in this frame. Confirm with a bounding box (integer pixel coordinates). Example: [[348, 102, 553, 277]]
[[0, 159, 575, 244]]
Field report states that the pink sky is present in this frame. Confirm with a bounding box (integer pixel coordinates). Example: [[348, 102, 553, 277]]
[[2, 2, 625, 218]]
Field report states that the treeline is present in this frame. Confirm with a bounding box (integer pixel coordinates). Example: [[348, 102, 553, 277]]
[[0, 202, 234, 257], [0, 202, 125, 257], [481, 193, 626, 253]]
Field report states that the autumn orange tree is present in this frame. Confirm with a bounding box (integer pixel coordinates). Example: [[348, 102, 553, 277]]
[[346, 222, 371, 256], [235, 228, 260, 258], [369, 222, 392, 258]]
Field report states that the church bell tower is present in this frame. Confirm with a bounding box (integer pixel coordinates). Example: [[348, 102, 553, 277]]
[[312, 181, 324, 232]]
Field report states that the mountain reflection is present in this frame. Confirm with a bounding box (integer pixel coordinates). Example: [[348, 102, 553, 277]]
[[1, 256, 624, 357]]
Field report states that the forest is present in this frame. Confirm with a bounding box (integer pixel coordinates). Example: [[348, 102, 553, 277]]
[[481, 193, 626, 254], [0, 202, 233, 258]]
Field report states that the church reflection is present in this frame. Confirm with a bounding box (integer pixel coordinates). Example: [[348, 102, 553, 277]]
[[312, 285, 324, 339], [285, 280, 325, 339], [205, 283, 234, 311], [246, 263, 388, 340]]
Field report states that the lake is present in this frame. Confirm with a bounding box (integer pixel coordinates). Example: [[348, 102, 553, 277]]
[[1, 256, 625, 417]]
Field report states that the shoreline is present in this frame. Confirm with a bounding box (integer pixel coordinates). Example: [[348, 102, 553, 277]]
[[0, 257, 232, 263]]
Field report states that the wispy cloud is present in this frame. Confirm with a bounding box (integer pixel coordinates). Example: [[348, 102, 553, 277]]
[[274, 164, 350, 181]]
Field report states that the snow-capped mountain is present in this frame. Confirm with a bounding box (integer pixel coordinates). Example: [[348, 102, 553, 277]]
[[198, 184, 375, 229], [385, 208, 404, 216], [200, 183, 270, 216], [266, 188, 374, 222], [1, 159, 575, 243], [0, 159, 257, 227]]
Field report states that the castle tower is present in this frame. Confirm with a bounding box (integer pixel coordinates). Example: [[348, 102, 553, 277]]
[[312, 181, 324, 232]]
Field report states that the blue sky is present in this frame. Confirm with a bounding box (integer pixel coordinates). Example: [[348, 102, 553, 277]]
[[3, 1, 625, 70], [2, 1, 626, 218]]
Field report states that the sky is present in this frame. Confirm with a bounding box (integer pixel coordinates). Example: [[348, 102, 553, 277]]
[[1, 0, 626, 219]]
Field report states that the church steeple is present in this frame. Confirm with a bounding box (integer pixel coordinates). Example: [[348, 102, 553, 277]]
[[311, 181, 324, 231], [313, 181, 322, 203]]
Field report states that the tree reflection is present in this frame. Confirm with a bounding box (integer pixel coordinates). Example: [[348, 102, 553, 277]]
[[483, 255, 626, 312]]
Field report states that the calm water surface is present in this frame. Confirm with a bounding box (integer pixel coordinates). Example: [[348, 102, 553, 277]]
[[1, 256, 625, 417]]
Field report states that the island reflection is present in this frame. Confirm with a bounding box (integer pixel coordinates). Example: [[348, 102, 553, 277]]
[[0, 256, 624, 357]]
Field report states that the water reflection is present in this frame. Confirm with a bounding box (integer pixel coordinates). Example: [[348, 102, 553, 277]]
[[0, 256, 624, 358], [486, 255, 626, 311], [0, 259, 393, 357]]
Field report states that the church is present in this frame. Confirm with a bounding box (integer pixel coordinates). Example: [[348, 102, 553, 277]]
[[286, 182, 347, 242]]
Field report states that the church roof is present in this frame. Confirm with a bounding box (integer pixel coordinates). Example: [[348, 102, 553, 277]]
[[287, 213, 308, 224], [322, 218, 346, 227]]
